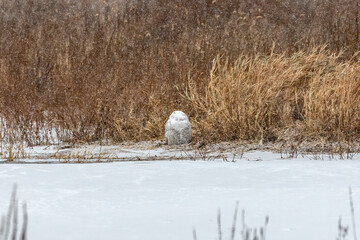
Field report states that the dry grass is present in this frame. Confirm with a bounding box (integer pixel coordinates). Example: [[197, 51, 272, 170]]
[[189, 48, 360, 144], [0, 0, 359, 147]]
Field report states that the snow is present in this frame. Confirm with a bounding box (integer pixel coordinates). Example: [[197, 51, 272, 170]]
[[0, 151, 359, 240], [165, 111, 192, 145]]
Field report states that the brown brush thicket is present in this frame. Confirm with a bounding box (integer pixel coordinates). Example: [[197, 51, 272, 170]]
[[189, 49, 360, 143], [0, 0, 359, 145]]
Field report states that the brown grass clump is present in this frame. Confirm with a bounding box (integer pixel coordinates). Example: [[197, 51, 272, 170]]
[[0, 0, 359, 146], [188, 48, 360, 143]]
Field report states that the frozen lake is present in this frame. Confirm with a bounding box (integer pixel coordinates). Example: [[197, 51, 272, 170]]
[[0, 155, 359, 240]]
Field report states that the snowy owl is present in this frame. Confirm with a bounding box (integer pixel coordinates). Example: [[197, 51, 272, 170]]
[[165, 111, 192, 145]]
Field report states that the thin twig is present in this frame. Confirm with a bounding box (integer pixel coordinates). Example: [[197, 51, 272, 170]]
[[349, 187, 357, 240], [217, 208, 222, 240], [231, 201, 239, 240], [10, 199, 17, 240], [192, 227, 197, 240], [20, 204, 27, 240]]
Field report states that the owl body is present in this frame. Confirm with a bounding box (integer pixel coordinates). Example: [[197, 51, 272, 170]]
[[165, 111, 192, 145]]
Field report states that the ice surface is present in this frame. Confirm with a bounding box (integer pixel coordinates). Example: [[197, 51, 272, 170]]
[[0, 154, 359, 240]]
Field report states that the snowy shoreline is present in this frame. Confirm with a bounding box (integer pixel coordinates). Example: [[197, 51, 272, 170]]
[[1, 140, 359, 163]]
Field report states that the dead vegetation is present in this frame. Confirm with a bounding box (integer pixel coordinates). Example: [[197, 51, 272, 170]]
[[0, 0, 359, 150], [194, 189, 357, 240], [0, 185, 27, 240], [189, 48, 360, 144], [193, 202, 270, 240]]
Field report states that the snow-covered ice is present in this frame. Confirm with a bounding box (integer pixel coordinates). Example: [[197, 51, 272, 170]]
[[0, 152, 359, 240]]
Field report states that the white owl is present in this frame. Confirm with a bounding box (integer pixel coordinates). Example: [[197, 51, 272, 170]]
[[165, 111, 192, 145]]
